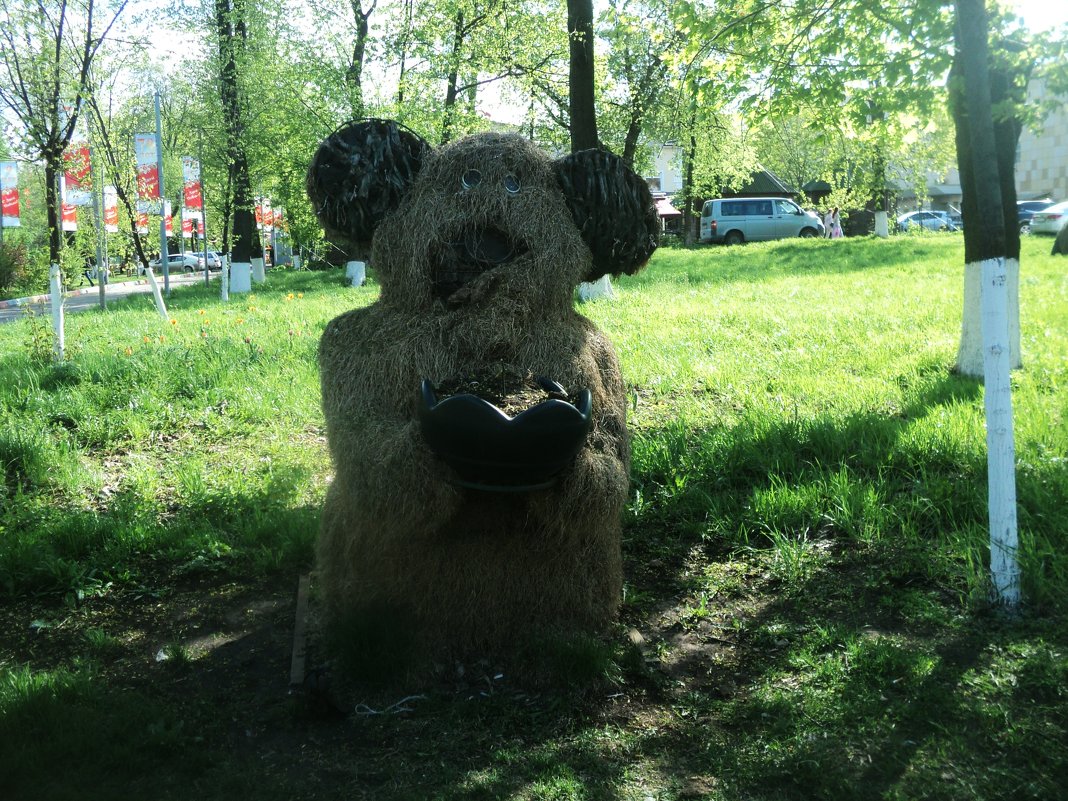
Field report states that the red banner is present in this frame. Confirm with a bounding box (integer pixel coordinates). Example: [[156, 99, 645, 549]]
[[135, 134, 160, 201], [1, 188, 17, 221], [1, 161, 20, 226], [181, 157, 202, 210], [62, 202, 77, 231], [63, 144, 91, 190], [182, 216, 193, 236], [184, 181, 202, 210], [255, 201, 263, 229], [136, 211, 149, 234], [103, 186, 118, 233]]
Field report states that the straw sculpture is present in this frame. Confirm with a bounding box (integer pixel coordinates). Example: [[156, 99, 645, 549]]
[[307, 119, 659, 669]]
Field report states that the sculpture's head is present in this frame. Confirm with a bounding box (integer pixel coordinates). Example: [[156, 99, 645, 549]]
[[307, 119, 659, 312]]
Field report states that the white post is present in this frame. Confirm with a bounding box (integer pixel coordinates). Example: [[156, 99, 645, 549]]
[[142, 266, 169, 320], [221, 254, 230, 302], [49, 263, 65, 360], [980, 256, 1020, 606]]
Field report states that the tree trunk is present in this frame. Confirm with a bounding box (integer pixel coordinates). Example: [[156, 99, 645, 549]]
[[1053, 224, 1068, 255], [952, 0, 1020, 607], [951, 41, 1022, 374], [441, 11, 465, 145], [215, 0, 260, 263], [346, 0, 372, 117], [43, 153, 63, 267], [621, 106, 642, 168], [567, 0, 598, 151], [681, 85, 698, 245]]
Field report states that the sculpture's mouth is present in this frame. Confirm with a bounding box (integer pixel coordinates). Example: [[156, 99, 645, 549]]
[[432, 225, 528, 300]]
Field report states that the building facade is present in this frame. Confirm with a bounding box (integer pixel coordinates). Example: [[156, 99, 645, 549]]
[[1015, 79, 1068, 202]]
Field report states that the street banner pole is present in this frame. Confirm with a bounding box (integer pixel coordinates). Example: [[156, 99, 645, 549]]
[[89, 143, 106, 309], [155, 91, 169, 295]]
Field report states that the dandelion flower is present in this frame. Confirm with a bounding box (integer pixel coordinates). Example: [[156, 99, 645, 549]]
[[159, 335, 166, 343], [170, 318, 178, 325], [124, 347, 133, 356], [198, 309, 206, 315], [297, 292, 304, 299], [143, 336, 151, 343]]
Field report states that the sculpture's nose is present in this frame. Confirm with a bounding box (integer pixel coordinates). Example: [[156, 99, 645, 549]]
[[434, 226, 526, 300], [458, 226, 515, 267]]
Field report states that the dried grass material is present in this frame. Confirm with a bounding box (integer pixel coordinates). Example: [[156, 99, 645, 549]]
[[314, 132, 637, 670]]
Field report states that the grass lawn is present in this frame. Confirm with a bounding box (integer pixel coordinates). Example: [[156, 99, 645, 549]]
[[1, 234, 1066, 800]]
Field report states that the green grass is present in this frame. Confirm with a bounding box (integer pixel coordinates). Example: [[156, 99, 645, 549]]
[[0, 236, 1066, 799]]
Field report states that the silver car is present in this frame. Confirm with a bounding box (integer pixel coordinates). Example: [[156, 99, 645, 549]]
[[897, 210, 959, 232], [699, 197, 824, 244], [1029, 200, 1068, 236]]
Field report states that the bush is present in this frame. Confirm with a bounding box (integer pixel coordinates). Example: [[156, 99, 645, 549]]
[[0, 241, 29, 294]]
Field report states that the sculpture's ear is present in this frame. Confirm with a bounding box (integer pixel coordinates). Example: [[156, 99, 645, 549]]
[[553, 148, 660, 281], [306, 118, 431, 249]]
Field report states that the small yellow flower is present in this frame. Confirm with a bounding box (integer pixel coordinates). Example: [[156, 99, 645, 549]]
[[203, 319, 210, 326], [143, 336, 151, 343], [286, 293, 294, 301], [124, 347, 133, 356], [159, 335, 165, 343], [170, 318, 178, 326], [198, 309, 206, 315], [236, 317, 245, 324], [297, 292, 304, 299]]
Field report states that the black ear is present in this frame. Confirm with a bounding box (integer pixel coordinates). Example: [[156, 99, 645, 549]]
[[553, 148, 660, 281], [306, 119, 431, 249]]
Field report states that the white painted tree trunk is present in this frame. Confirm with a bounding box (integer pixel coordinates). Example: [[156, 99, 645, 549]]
[[874, 211, 889, 238], [979, 257, 1020, 605], [957, 256, 1020, 376], [142, 267, 169, 320], [577, 275, 615, 302], [251, 256, 266, 283], [221, 255, 230, 302], [346, 260, 366, 287], [49, 263, 64, 361], [230, 261, 252, 293]]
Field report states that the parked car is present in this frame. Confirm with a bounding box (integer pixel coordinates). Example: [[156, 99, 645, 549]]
[[203, 251, 222, 269], [1028, 200, 1068, 236], [147, 253, 203, 273], [896, 210, 959, 232], [1018, 199, 1056, 234], [699, 197, 824, 245]]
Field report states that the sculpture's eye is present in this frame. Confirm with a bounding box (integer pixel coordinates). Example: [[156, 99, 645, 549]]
[[461, 169, 482, 189], [503, 175, 521, 194]]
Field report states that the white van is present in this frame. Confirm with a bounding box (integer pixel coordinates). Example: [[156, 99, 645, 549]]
[[700, 197, 824, 244]]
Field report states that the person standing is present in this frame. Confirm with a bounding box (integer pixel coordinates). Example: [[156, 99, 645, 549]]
[[829, 207, 843, 239]]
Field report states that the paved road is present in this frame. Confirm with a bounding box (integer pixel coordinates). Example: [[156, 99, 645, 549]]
[[0, 272, 216, 324]]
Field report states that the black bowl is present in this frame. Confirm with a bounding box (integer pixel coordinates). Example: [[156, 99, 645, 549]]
[[418, 377, 593, 491]]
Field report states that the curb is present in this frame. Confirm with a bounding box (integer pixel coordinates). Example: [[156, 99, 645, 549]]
[[0, 278, 156, 310]]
